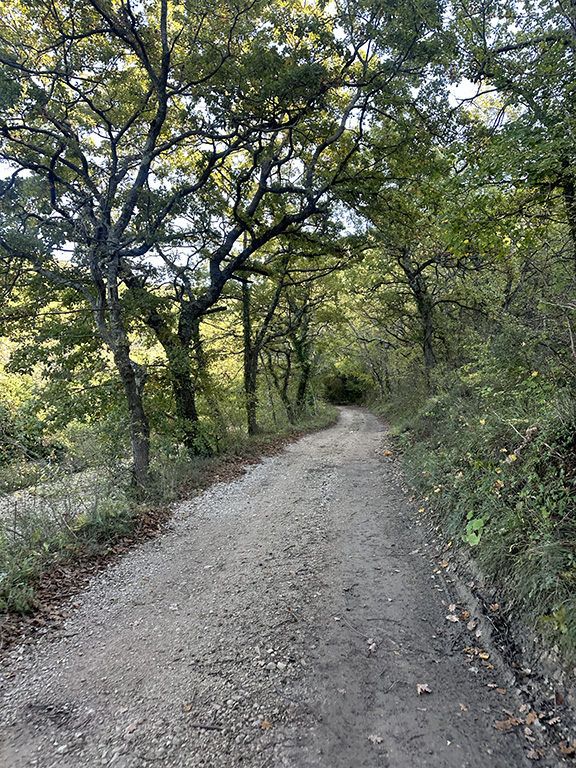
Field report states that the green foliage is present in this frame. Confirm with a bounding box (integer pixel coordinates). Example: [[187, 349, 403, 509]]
[[0, 469, 136, 613], [387, 331, 576, 659], [0, 0, 575, 670], [322, 371, 367, 404]]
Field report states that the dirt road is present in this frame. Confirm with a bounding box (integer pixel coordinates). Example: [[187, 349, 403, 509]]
[[0, 408, 551, 766]]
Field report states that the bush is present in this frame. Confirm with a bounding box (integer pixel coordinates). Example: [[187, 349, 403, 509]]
[[387, 357, 576, 662]]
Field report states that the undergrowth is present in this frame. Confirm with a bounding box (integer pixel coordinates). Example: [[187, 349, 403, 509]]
[[382, 361, 576, 665], [0, 404, 337, 617]]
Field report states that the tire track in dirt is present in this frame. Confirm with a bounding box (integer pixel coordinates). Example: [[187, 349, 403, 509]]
[[0, 408, 547, 767]]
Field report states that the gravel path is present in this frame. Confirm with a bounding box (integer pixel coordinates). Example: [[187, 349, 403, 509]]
[[0, 408, 551, 767]]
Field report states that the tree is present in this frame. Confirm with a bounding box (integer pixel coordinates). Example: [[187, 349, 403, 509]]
[[0, 0, 449, 484], [452, 0, 576, 269]]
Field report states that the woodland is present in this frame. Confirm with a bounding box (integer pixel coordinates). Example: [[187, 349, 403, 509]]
[[0, 0, 576, 659]]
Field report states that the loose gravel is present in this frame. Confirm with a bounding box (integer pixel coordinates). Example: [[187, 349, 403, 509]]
[[0, 408, 558, 767]]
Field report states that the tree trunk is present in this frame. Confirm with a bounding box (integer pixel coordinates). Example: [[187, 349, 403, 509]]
[[191, 319, 226, 433], [172, 364, 202, 448], [162, 339, 214, 454], [242, 279, 259, 436], [266, 351, 296, 424], [91, 263, 151, 490], [295, 354, 312, 416], [416, 290, 436, 375], [109, 332, 150, 490], [399, 249, 436, 378], [135, 296, 207, 454], [293, 323, 312, 418], [562, 175, 576, 273]]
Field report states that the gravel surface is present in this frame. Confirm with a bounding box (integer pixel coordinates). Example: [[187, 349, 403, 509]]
[[0, 408, 557, 767]]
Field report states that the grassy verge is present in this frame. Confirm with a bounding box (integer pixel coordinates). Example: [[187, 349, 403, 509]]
[[0, 404, 338, 635], [379, 372, 576, 665]]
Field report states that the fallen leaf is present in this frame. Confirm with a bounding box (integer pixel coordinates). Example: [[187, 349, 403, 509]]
[[494, 716, 521, 732], [440, 560, 449, 568], [467, 620, 476, 631], [525, 711, 538, 725], [384, 450, 393, 457], [496, 688, 507, 695], [479, 652, 490, 660], [417, 684, 432, 695], [490, 603, 500, 612], [461, 610, 471, 620], [526, 748, 545, 760], [559, 741, 576, 756], [261, 718, 274, 730], [124, 717, 146, 735], [337, 688, 346, 694], [446, 614, 459, 623], [368, 734, 383, 744], [460, 703, 468, 711], [449, 603, 457, 612], [556, 691, 564, 705]]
